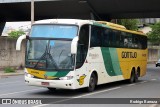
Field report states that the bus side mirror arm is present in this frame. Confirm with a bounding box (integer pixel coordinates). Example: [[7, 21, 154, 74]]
[[16, 35, 26, 51], [71, 36, 78, 54]]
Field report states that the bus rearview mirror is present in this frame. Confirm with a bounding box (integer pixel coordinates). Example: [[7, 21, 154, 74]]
[[16, 35, 26, 51], [71, 36, 78, 54]]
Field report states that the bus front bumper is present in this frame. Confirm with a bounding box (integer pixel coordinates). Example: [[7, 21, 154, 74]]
[[25, 76, 75, 89]]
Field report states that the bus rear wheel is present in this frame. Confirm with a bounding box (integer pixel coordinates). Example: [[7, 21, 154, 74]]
[[135, 68, 140, 82], [129, 69, 138, 83], [87, 73, 97, 92]]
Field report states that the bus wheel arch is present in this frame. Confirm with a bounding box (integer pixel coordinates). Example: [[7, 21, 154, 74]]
[[87, 71, 98, 92]]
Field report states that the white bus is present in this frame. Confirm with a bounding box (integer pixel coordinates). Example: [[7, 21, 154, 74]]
[[16, 19, 147, 92]]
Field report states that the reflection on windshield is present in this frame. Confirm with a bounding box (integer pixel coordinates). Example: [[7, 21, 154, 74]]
[[30, 25, 78, 39], [26, 40, 75, 70]]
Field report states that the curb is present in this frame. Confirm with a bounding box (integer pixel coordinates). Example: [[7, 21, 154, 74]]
[[0, 72, 24, 77]]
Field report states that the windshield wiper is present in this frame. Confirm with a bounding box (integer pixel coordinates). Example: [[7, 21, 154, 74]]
[[46, 45, 59, 69], [34, 42, 59, 69], [34, 45, 47, 68]]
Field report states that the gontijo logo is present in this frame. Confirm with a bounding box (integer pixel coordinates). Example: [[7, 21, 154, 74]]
[[122, 51, 137, 58]]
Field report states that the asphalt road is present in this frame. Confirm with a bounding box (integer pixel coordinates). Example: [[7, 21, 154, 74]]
[[0, 64, 160, 107]]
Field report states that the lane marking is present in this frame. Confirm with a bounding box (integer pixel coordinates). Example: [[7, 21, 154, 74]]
[[74, 87, 121, 98], [0, 81, 22, 85], [127, 83, 136, 86], [151, 79, 157, 81], [126, 81, 148, 87], [139, 81, 148, 84], [33, 86, 121, 107], [0, 88, 41, 97]]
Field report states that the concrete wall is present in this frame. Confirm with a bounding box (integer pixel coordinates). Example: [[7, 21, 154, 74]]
[[0, 37, 25, 69], [148, 43, 160, 63], [148, 49, 159, 63]]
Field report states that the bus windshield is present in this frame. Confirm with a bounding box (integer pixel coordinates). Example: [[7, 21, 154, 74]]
[[26, 39, 75, 70], [30, 24, 78, 39], [26, 24, 78, 70]]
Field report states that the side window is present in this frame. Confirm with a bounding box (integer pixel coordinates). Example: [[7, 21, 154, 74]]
[[121, 32, 128, 48], [114, 30, 121, 48], [78, 25, 89, 46], [89, 27, 147, 49], [132, 35, 139, 48], [137, 35, 142, 49], [119, 33, 124, 48], [103, 28, 110, 47], [76, 25, 89, 68], [90, 26, 103, 47], [127, 33, 133, 48], [110, 30, 117, 47], [140, 36, 147, 49], [121, 32, 133, 48]]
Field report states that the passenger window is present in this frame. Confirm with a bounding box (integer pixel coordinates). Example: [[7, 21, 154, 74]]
[[121, 32, 128, 47], [128, 33, 133, 48], [90, 26, 103, 47], [103, 29, 110, 47], [90, 25, 147, 50]]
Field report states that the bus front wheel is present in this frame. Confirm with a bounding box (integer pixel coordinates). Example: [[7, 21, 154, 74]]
[[87, 73, 97, 92], [47, 87, 56, 91]]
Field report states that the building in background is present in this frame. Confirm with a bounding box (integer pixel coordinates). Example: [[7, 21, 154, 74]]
[[1, 22, 30, 37], [139, 18, 160, 25], [139, 18, 160, 63], [1, 27, 15, 36]]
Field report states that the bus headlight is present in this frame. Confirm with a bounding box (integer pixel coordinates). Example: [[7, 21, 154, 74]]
[[59, 76, 73, 80], [25, 72, 34, 78], [24, 68, 34, 78]]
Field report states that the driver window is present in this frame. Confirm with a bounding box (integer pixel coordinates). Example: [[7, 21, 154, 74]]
[[76, 25, 89, 68]]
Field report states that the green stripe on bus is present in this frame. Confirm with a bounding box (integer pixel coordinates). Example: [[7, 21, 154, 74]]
[[101, 47, 116, 76], [109, 48, 122, 75], [45, 71, 70, 77], [101, 47, 122, 76], [45, 72, 57, 76]]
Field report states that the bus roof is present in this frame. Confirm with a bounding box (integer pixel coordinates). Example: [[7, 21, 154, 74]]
[[33, 19, 94, 26], [33, 19, 145, 36], [95, 21, 145, 36]]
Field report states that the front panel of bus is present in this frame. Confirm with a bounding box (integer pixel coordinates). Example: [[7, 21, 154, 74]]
[[24, 24, 79, 89]]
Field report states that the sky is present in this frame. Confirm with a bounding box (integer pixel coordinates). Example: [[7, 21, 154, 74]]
[[5, 21, 31, 29], [1, 21, 31, 36]]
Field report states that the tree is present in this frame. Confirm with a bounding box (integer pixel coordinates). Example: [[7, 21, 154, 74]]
[[147, 22, 160, 44], [8, 30, 25, 39], [117, 19, 139, 30]]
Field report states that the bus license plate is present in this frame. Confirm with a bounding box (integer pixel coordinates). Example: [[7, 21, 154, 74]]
[[41, 82, 49, 86]]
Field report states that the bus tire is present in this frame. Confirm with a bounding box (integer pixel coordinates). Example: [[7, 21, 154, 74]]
[[135, 68, 140, 82], [129, 69, 135, 83], [87, 73, 97, 92], [134, 72, 138, 83], [47, 87, 56, 91]]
